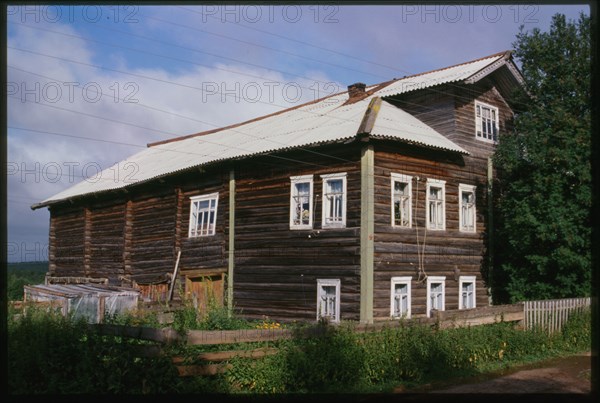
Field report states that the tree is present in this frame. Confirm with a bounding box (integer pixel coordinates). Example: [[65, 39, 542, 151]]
[[492, 13, 591, 303]]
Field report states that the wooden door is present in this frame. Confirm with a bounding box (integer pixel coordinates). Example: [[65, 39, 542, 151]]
[[184, 273, 224, 313]]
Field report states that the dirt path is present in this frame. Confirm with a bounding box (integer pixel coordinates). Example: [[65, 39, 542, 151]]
[[398, 352, 593, 394]]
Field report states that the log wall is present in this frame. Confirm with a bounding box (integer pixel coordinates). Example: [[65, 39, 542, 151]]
[[373, 144, 488, 318], [46, 80, 515, 322], [50, 207, 85, 277], [232, 146, 362, 322]]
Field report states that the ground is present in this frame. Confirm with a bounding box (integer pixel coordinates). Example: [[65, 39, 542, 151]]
[[397, 351, 594, 395]]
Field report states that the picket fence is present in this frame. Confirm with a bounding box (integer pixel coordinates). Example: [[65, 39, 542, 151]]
[[523, 297, 591, 334]]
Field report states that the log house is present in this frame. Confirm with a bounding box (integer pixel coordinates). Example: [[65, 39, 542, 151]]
[[32, 51, 525, 323]]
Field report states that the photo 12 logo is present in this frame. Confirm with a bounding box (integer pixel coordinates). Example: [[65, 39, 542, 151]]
[[7, 242, 49, 262], [399, 5, 539, 24], [6, 161, 139, 184], [7, 5, 139, 23], [199, 5, 339, 24], [200, 80, 341, 104], [7, 81, 140, 104]]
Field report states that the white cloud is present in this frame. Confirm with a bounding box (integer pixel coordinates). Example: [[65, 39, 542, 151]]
[[7, 14, 341, 260]]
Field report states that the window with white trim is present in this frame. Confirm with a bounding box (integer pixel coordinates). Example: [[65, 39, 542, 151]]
[[426, 179, 445, 230], [459, 184, 476, 233], [188, 193, 219, 237], [317, 279, 340, 322], [290, 175, 313, 229], [459, 276, 476, 310], [391, 173, 412, 228], [321, 173, 347, 228], [390, 276, 412, 318], [426, 276, 445, 317], [475, 101, 499, 143]]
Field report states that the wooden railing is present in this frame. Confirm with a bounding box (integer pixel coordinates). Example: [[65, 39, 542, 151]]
[[523, 297, 591, 334]]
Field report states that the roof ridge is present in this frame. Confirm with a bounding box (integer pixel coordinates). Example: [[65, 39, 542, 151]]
[[389, 50, 510, 83], [148, 85, 350, 148], [148, 52, 509, 148]]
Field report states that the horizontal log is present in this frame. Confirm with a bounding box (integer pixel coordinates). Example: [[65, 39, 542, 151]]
[[175, 363, 231, 377], [172, 347, 278, 363]]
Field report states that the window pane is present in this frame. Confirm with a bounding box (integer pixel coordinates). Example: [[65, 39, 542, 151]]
[[461, 190, 475, 231], [393, 180, 410, 227], [320, 285, 337, 319], [293, 182, 311, 226], [462, 282, 474, 308], [431, 283, 443, 310], [394, 283, 408, 316], [325, 178, 344, 224], [428, 186, 443, 229], [190, 196, 218, 237]]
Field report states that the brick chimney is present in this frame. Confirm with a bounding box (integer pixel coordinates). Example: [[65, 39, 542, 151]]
[[347, 82, 366, 99]]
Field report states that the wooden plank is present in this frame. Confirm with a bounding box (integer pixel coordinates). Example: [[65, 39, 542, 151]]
[[176, 363, 232, 377], [228, 168, 235, 315], [185, 328, 293, 345], [168, 249, 182, 301], [172, 347, 278, 363], [360, 144, 375, 324]]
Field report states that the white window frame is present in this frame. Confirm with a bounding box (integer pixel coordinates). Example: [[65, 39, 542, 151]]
[[426, 276, 446, 318], [321, 173, 347, 228], [390, 276, 412, 319], [459, 184, 477, 233], [290, 175, 314, 230], [188, 192, 219, 237], [475, 101, 499, 143], [391, 173, 412, 228], [426, 179, 446, 231], [317, 279, 341, 322], [459, 275, 477, 310]]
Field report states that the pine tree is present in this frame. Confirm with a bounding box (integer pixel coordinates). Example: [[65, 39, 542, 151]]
[[492, 13, 591, 303]]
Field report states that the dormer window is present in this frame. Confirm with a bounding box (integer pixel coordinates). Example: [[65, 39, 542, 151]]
[[475, 101, 499, 143]]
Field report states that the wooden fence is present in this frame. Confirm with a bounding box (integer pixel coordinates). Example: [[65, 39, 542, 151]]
[[523, 297, 591, 334]]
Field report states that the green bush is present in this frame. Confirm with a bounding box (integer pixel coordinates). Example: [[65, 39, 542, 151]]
[[223, 314, 591, 394], [8, 305, 591, 394], [8, 305, 179, 394], [561, 308, 591, 351]]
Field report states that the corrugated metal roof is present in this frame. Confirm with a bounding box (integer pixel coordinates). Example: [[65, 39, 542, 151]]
[[33, 52, 515, 208], [24, 284, 140, 298], [373, 51, 509, 98], [371, 101, 467, 153]]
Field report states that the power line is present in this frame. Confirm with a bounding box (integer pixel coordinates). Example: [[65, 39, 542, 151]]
[[8, 126, 145, 148], [176, 5, 413, 77], [10, 20, 341, 89], [145, 11, 389, 80], [8, 65, 229, 127], [7, 65, 356, 164]]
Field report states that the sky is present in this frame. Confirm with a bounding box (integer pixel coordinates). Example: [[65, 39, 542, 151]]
[[6, 3, 590, 262]]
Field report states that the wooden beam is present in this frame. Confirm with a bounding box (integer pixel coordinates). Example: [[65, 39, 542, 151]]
[[228, 168, 236, 316], [123, 200, 133, 275], [48, 215, 56, 277], [360, 145, 375, 324], [357, 97, 382, 135], [83, 207, 91, 277], [487, 157, 494, 304], [168, 249, 182, 301]]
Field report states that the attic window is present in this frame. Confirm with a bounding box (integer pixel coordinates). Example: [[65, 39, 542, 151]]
[[188, 193, 219, 237], [475, 101, 499, 143]]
